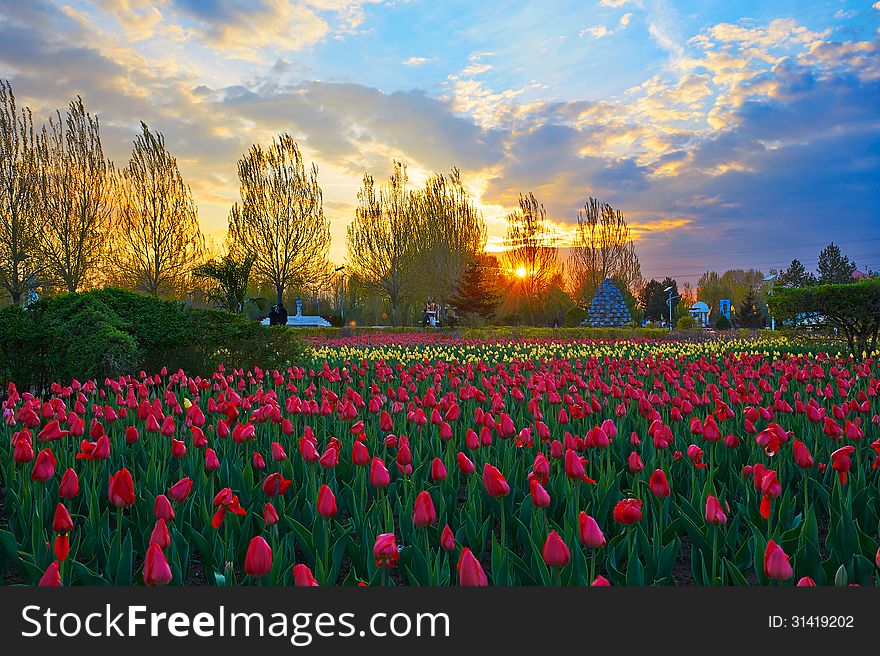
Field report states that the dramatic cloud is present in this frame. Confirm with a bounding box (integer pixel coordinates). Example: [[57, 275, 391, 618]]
[[1, 0, 877, 278]]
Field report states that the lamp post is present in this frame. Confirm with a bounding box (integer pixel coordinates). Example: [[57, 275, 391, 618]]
[[763, 274, 777, 331], [335, 265, 346, 323], [664, 286, 680, 333]]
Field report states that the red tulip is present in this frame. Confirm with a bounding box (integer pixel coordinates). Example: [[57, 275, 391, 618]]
[[351, 440, 369, 466], [591, 575, 611, 586], [168, 477, 193, 502], [374, 533, 399, 568], [532, 452, 550, 485], [830, 445, 855, 485], [759, 470, 781, 519], [205, 448, 220, 471], [211, 488, 247, 528], [542, 530, 571, 569], [271, 442, 287, 462], [612, 498, 643, 524], [482, 463, 509, 498], [293, 563, 319, 586], [262, 473, 293, 497], [263, 502, 279, 526], [844, 419, 863, 440], [125, 426, 140, 444], [39, 561, 62, 587], [369, 457, 390, 488], [144, 543, 173, 585], [705, 495, 727, 526], [579, 512, 606, 548], [440, 524, 455, 551], [52, 503, 73, 533], [319, 446, 339, 469], [457, 547, 488, 586], [58, 468, 79, 498], [797, 576, 817, 586], [108, 468, 135, 508], [430, 457, 447, 481], [413, 491, 437, 527], [244, 536, 273, 578], [299, 437, 319, 462], [649, 469, 670, 498], [686, 444, 707, 469], [317, 484, 338, 518], [457, 452, 475, 475], [37, 419, 68, 442], [764, 540, 793, 581], [53, 534, 70, 561], [792, 440, 814, 468], [627, 451, 644, 473], [171, 438, 186, 458], [13, 437, 33, 463], [149, 518, 171, 549], [154, 494, 175, 521], [31, 448, 56, 482], [529, 478, 551, 508]]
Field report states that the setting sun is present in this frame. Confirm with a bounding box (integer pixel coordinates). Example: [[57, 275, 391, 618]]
[[515, 266, 528, 278]]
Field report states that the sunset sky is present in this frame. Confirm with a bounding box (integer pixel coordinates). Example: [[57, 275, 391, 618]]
[[1, 0, 878, 283]]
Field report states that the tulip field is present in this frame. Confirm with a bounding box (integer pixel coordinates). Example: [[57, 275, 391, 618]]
[[2, 333, 879, 586]]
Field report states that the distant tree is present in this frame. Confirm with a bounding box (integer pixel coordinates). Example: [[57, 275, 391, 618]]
[[111, 123, 204, 297], [770, 278, 880, 357], [698, 268, 765, 315], [817, 242, 856, 285], [228, 134, 330, 307], [412, 168, 487, 305], [737, 288, 766, 329], [502, 193, 560, 323], [0, 79, 43, 304], [569, 197, 641, 303], [193, 253, 256, 314], [450, 254, 500, 323], [346, 162, 418, 325], [777, 258, 816, 288], [36, 96, 114, 293], [639, 279, 666, 322]]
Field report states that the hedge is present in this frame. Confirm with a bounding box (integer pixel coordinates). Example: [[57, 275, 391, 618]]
[[0, 288, 310, 392]]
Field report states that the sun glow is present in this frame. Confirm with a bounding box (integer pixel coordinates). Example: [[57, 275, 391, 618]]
[[515, 266, 528, 278]]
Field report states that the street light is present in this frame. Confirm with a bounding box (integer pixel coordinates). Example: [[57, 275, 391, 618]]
[[664, 286, 679, 333], [335, 266, 346, 323], [763, 274, 777, 331]]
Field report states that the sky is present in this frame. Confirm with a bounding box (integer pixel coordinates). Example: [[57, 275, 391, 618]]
[[1, 0, 878, 284]]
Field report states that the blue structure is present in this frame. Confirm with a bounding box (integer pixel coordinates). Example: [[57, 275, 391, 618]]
[[583, 279, 632, 327]]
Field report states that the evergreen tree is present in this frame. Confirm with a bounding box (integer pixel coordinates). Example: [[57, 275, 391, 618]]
[[777, 258, 816, 288], [639, 279, 668, 322], [737, 288, 766, 329], [450, 255, 500, 322], [817, 243, 856, 285]]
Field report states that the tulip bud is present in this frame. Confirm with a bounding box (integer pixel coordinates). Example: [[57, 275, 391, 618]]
[[144, 543, 173, 585], [244, 536, 273, 578]]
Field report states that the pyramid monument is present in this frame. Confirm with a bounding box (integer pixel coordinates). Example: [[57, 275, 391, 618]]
[[583, 279, 632, 327]]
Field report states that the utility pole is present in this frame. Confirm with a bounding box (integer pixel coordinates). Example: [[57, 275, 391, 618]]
[[763, 274, 777, 330], [335, 265, 346, 323], [664, 286, 680, 333]]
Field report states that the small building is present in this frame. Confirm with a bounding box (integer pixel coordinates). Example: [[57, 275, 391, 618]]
[[689, 301, 710, 327]]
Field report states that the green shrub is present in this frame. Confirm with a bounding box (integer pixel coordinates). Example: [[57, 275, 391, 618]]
[[676, 316, 696, 331], [715, 315, 732, 330], [564, 306, 588, 327], [0, 288, 310, 390]]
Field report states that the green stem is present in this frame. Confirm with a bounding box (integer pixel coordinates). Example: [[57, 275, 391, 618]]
[[499, 497, 506, 552], [711, 526, 718, 586]]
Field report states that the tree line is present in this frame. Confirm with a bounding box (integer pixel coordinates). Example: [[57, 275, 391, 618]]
[[3, 79, 872, 332]]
